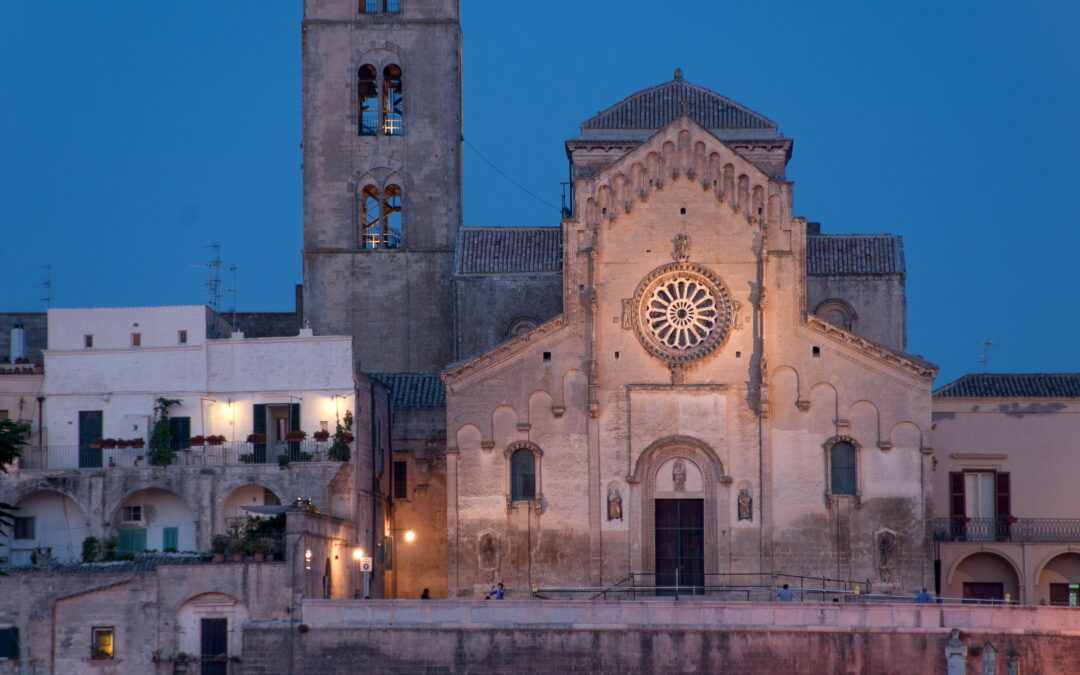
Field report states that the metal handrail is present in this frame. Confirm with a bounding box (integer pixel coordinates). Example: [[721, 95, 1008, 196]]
[[16, 441, 344, 470], [930, 517, 1080, 543]]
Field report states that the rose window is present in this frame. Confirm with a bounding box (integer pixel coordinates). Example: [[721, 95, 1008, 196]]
[[632, 264, 733, 362]]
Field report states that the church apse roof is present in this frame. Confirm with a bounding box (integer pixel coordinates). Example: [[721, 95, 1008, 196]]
[[577, 69, 782, 140], [934, 373, 1080, 398], [807, 235, 905, 276], [456, 227, 563, 275]]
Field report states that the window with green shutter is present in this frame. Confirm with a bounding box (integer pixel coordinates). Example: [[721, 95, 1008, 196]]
[[117, 529, 147, 556], [163, 527, 179, 552]]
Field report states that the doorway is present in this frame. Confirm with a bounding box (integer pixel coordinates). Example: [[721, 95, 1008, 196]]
[[655, 498, 704, 594], [963, 582, 1004, 603], [78, 411, 103, 468], [200, 617, 228, 675]]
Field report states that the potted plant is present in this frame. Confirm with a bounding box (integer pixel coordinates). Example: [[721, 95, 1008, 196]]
[[285, 430, 307, 442], [207, 434, 226, 446], [130, 438, 145, 449], [313, 429, 330, 442], [278, 454, 291, 469], [239, 453, 255, 464], [211, 534, 229, 562], [89, 439, 103, 449], [229, 537, 246, 562], [251, 538, 267, 562], [148, 397, 182, 467], [116, 438, 130, 449], [329, 411, 354, 462], [189, 435, 206, 446], [102, 438, 118, 449], [247, 432, 266, 445]]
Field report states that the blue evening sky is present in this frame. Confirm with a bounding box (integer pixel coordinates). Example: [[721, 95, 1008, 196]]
[[2, 2, 1078, 385]]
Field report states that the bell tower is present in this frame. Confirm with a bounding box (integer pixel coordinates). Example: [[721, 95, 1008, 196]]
[[301, 0, 462, 372]]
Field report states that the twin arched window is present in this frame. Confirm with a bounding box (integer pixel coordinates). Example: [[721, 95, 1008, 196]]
[[360, 184, 402, 248], [358, 64, 404, 136], [361, 0, 400, 13]]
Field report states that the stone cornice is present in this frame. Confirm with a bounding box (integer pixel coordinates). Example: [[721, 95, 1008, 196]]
[[805, 314, 936, 381], [442, 315, 567, 387]]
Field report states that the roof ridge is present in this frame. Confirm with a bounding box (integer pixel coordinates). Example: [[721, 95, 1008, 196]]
[[581, 77, 777, 131]]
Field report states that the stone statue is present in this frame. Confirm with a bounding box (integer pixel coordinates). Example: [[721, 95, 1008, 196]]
[[738, 488, 752, 521], [607, 487, 623, 521], [672, 233, 690, 262], [672, 459, 687, 492], [878, 532, 895, 568]]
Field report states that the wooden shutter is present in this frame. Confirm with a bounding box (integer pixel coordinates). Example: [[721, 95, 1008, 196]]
[[290, 403, 301, 431], [949, 472, 966, 518], [163, 527, 179, 551], [996, 472, 1011, 517], [252, 404, 267, 435]]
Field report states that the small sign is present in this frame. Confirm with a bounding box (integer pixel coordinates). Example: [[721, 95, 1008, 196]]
[[360, 557, 373, 572]]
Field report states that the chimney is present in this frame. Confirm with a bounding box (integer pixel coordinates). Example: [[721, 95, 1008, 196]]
[[807, 222, 821, 236]]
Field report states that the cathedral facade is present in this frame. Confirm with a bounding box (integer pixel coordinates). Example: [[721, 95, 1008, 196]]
[[300, 0, 936, 597]]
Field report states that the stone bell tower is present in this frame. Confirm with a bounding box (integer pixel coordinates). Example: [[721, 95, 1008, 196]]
[[301, 0, 462, 372]]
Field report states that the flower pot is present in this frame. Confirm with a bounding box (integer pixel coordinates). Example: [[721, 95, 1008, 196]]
[[213, 553, 225, 563], [253, 552, 265, 562], [231, 553, 243, 562]]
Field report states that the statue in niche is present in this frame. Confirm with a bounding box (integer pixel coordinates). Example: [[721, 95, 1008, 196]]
[[672, 459, 687, 492], [737, 488, 753, 521], [672, 233, 690, 262], [607, 486, 623, 521], [878, 532, 896, 568], [479, 533, 498, 570]]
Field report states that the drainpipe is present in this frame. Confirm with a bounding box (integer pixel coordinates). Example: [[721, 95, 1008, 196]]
[[36, 396, 45, 447]]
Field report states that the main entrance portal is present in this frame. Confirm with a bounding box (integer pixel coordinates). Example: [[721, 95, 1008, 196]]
[[655, 498, 704, 593]]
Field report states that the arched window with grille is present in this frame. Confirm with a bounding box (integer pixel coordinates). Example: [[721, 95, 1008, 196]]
[[510, 449, 536, 501], [359, 184, 403, 249], [382, 64, 403, 135], [358, 65, 379, 135]]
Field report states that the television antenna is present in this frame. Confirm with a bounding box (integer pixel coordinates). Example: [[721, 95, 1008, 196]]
[[975, 338, 996, 373], [40, 265, 52, 308]]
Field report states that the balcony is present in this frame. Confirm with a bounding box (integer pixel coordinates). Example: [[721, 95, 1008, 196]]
[[16, 441, 343, 470], [931, 517, 1080, 544]]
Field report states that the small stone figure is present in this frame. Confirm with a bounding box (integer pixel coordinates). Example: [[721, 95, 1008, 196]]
[[607, 486, 623, 521], [878, 532, 895, 568], [672, 233, 690, 262], [738, 488, 753, 521], [672, 459, 687, 492]]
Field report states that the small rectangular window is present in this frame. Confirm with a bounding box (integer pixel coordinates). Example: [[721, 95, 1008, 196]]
[[121, 505, 143, 523], [131, 333, 141, 347], [542, 352, 551, 363], [812, 346, 821, 358], [178, 330, 187, 345], [12, 517, 34, 540], [393, 461, 408, 499], [84, 334, 93, 348], [91, 627, 114, 660], [0, 626, 20, 660]]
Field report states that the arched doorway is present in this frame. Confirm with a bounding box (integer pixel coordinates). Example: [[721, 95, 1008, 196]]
[[6, 490, 89, 564], [634, 436, 726, 594], [176, 593, 249, 674], [1038, 552, 1080, 606], [952, 551, 1020, 603]]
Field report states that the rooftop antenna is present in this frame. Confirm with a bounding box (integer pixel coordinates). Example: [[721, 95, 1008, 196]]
[[203, 243, 222, 314], [226, 265, 239, 332], [975, 338, 996, 373], [40, 265, 52, 308]]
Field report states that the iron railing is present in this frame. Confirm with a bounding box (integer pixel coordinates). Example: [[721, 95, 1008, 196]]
[[17, 441, 343, 470], [930, 517, 1080, 543], [548, 571, 873, 602]]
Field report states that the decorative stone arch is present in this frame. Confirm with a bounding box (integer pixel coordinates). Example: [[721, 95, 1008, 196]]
[[631, 436, 729, 579], [815, 298, 858, 332], [946, 548, 1023, 589], [354, 43, 407, 74], [823, 435, 862, 504], [504, 440, 543, 510], [1032, 550, 1080, 598], [504, 315, 541, 340], [219, 482, 283, 533], [175, 592, 249, 660]]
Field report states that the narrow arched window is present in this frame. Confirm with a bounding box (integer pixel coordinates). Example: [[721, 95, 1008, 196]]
[[830, 442, 857, 495], [358, 65, 379, 136], [382, 64, 403, 135], [383, 184, 402, 248], [511, 449, 536, 501]]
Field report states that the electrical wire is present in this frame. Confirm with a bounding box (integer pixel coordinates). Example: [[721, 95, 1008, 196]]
[[463, 137, 562, 213]]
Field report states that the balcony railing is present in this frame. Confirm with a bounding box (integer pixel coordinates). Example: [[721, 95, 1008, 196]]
[[930, 517, 1080, 543], [17, 441, 342, 470]]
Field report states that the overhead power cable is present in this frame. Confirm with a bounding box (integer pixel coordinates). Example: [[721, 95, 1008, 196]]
[[463, 137, 561, 213]]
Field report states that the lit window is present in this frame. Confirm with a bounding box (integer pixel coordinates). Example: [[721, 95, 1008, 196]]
[[830, 441, 857, 495], [358, 65, 378, 135], [91, 627, 114, 660], [359, 184, 403, 249], [382, 64, 403, 135]]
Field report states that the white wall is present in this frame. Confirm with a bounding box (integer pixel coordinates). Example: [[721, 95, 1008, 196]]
[[47, 306, 208, 351], [5, 491, 89, 564]]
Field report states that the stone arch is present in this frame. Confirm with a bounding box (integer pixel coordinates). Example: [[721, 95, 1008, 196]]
[[736, 174, 750, 212], [356, 43, 407, 71], [5, 489, 90, 564], [888, 421, 923, 451], [766, 192, 782, 227], [491, 406, 519, 448], [527, 390, 553, 428], [632, 436, 727, 580], [808, 381, 839, 435], [504, 315, 541, 340], [175, 592, 249, 660], [693, 140, 707, 178], [455, 423, 483, 454], [109, 487, 197, 553], [947, 550, 1022, 602], [220, 483, 282, 533], [1034, 551, 1080, 604], [770, 364, 801, 409], [815, 298, 857, 331], [751, 184, 765, 219], [847, 400, 880, 448], [722, 164, 735, 201]]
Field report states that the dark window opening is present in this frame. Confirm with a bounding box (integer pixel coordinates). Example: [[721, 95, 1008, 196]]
[[13, 517, 34, 540], [131, 333, 141, 347], [0, 627, 19, 660], [812, 346, 821, 357], [679, 207, 686, 215], [614, 352, 620, 359], [735, 351, 741, 358], [542, 352, 551, 363], [178, 330, 187, 344], [84, 334, 93, 348], [169, 416, 191, 450], [394, 460, 408, 499], [358, 65, 379, 135], [830, 442, 857, 495], [510, 449, 536, 501]]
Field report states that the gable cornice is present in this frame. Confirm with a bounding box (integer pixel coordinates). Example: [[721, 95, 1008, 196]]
[[806, 314, 937, 382], [442, 314, 567, 388]]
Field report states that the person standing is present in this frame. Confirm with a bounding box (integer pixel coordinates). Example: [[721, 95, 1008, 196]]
[[776, 584, 796, 602], [916, 588, 932, 603], [421, 588, 431, 599]]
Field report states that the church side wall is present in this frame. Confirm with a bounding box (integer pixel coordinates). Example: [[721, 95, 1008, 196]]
[[806, 274, 907, 351], [453, 274, 563, 361]]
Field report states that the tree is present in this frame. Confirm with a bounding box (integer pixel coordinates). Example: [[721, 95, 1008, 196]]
[[0, 419, 29, 569], [148, 397, 182, 467]]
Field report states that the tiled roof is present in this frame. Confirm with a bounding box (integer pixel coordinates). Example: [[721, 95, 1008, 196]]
[[1, 553, 212, 575], [807, 235, 905, 276], [456, 227, 563, 275], [934, 374, 1080, 398], [370, 372, 446, 408], [581, 73, 776, 131]]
